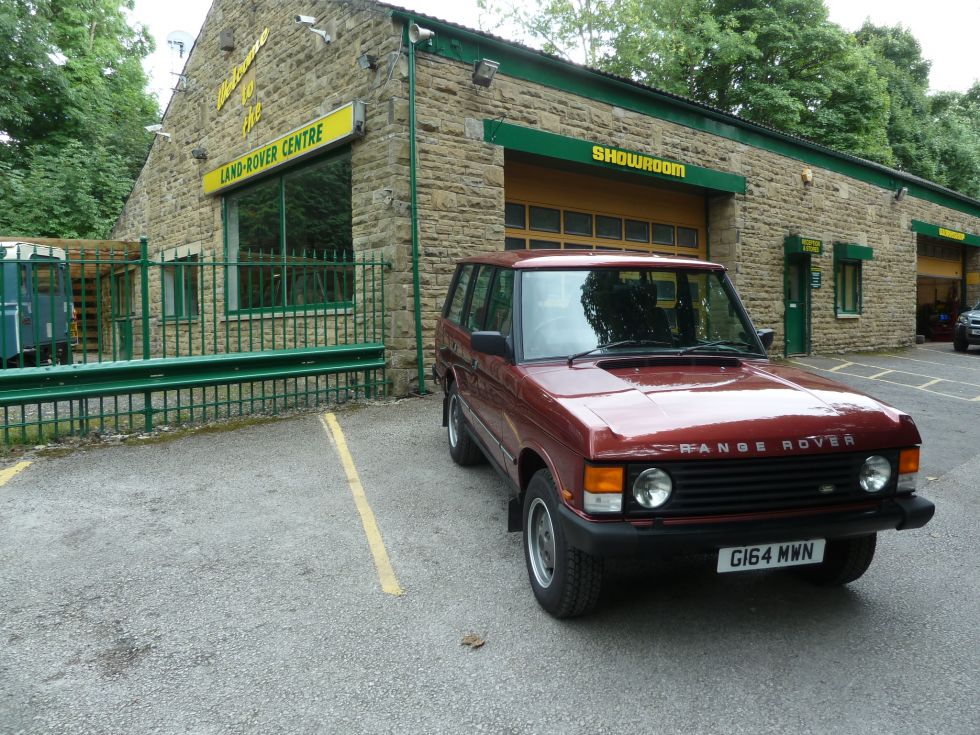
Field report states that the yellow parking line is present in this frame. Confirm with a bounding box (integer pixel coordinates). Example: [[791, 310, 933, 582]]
[[918, 378, 943, 389], [868, 370, 894, 379], [828, 362, 854, 372], [0, 461, 31, 486], [794, 363, 975, 402], [321, 413, 403, 597]]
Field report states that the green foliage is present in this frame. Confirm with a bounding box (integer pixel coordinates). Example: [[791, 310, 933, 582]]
[[0, 0, 158, 238]]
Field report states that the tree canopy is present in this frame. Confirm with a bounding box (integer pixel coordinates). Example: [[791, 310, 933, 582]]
[[0, 0, 158, 239], [480, 0, 980, 198]]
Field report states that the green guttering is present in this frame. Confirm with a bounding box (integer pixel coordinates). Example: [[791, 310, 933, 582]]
[[911, 219, 980, 247], [406, 24, 427, 394], [484, 121, 745, 194], [389, 9, 980, 219]]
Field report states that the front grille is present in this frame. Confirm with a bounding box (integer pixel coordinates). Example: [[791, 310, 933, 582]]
[[625, 450, 899, 517], [971, 318, 980, 327]]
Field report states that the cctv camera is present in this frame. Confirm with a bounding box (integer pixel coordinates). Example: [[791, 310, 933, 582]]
[[295, 15, 316, 25], [145, 124, 163, 133]]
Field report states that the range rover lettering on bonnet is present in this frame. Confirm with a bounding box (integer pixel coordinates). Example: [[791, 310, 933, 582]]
[[679, 434, 856, 455], [434, 251, 935, 618]]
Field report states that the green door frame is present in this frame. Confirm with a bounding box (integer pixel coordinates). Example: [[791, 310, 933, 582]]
[[783, 252, 810, 355]]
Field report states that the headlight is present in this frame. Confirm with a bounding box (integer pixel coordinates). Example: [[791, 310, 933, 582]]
[[633, 468, 673, 508], [957, 314, 969, 325], [859, 455, 892, 492]]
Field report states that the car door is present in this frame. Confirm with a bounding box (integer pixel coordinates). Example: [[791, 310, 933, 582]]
[[476, 268, 519, 472], [455, 265, 499, 457]]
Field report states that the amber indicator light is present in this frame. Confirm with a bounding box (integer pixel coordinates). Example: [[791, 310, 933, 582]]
[[584, 465, 624, 493], [899, 447, 920, 474]]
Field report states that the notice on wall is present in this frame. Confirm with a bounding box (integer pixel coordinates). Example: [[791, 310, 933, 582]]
[[810, 266, 822, 289]]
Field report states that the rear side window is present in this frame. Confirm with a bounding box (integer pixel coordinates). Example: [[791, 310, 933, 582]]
[[465, 266, 494, 332], [446, 265, 474, 325]]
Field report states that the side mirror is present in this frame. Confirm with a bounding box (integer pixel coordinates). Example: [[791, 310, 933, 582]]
[[757, 328, 775, 350], [472, 331, 512, 360]]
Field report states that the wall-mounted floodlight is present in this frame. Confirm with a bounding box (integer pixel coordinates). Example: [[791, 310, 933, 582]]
[[145, 124, 171, 140], [801, 167, 813, 188], [894, 186, 908, 202], [408, 23, 434, 44], [472, 58, 499, 87], [357, 53, 378, 70], [191, 148, 208, 160], [295, 15, 331, 44]]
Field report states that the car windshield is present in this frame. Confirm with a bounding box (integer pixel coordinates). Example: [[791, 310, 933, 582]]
[[520, 267, 763, 361]]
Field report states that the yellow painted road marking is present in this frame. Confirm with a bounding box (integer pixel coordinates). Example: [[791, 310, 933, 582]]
[[828, 362, 854, 372], [0, 461, 30, 486], [868, 370, 894, 379], [793, 358, 980, 389], [321, 413, 403, 597], [918, 378, 943, 389]]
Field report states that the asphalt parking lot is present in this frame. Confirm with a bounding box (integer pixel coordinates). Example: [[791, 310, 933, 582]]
[[1, 345, 978, 734]]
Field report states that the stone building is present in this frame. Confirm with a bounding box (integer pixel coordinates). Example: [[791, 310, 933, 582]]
[[113, 0, 980, 393]]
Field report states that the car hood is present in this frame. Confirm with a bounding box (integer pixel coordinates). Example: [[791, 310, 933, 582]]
[[520, 357, 920, 461]]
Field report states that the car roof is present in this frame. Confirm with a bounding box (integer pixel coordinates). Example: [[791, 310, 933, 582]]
[[455, 249, 725, 271]]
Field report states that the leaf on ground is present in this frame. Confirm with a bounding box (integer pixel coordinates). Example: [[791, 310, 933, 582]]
[[460, 634, 485, 649]]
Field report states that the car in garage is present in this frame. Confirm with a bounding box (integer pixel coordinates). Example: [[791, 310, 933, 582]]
[[953, 301, 980, 352], [433, 250, 934, 618]]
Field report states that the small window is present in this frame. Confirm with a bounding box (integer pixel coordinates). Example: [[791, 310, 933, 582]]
[[530, 239, 559, 250], [596, 215, 622, 240], [164, 256, 200, 319], [529, 206, 561, 233], [625, 220, 649, 243], [677, 227, 698, 249], [505, 203, 526, 229], [465, 266, 494, 331], [563, 243, 592, 251], [505, 237, 526, 251], [836, 260, 862, 315], [652, 224, 674, 246], [563, 211, 593, 236], [446, 265, 474, 324]]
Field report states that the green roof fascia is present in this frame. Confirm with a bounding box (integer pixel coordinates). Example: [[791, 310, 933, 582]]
[[834, 242, 874, 261], [390, 10, 980, 219], [483, 120, 746, 194], [911, 219, 980, 247]]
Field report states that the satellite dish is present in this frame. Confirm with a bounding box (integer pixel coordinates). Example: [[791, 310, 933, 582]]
[[166, 31, 195, 59]]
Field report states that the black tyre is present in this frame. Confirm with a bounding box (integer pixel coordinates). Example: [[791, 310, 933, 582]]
[[446, 382, 484, 466], [953, 333, 968, 352], [523, 469, 603, 618], [797, 534, 876, 586]]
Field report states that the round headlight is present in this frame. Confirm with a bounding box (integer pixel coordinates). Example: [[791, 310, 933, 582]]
[[859, 455, 892, 493], [633, 468, 672, 508]]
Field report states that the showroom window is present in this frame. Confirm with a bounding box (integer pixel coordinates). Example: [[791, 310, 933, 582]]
[[224, 150, 352, 313]]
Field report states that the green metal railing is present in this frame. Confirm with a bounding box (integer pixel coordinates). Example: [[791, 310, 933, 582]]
[[0, 243, 387, 444]]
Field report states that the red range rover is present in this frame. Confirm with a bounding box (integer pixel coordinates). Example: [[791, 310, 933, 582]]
[[433, 251, 934, 618]]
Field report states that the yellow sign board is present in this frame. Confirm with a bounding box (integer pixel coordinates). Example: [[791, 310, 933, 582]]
[[591, 145, 686, 179], [939, 227, 966, 242], [202, 103, 365, 195]]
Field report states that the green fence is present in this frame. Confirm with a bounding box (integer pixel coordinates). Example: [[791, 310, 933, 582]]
[[0, 240, 387, 444]]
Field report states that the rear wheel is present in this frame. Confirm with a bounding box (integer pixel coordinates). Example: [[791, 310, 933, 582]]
[[447, 382, 483, 466], [953, 333, 968, 352], [523, 469, 602, 618], [797, 534, 876, 586]]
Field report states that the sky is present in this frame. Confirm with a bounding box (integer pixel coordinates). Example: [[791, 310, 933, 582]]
[[131, 0, 979, 109]]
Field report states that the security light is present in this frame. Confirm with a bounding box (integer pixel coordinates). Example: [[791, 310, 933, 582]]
[[357, 53, 378, 70], [894, 186, 908, 202], [472, 59, 500, 88]]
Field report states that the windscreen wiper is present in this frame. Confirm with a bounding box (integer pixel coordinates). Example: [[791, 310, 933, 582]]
[[567, 339, 673, 366], [677, 339, 757, 356]]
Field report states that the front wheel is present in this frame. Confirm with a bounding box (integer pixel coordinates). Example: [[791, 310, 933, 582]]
[[523, 469, 602, 618], [953, 333, 968, 352], [446, 382, 483, 466], [796, 534, 876, 586]]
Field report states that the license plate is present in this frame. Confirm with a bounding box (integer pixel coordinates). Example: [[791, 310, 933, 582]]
[[970, 329, 980, 336], [717, 539, 825, 573]]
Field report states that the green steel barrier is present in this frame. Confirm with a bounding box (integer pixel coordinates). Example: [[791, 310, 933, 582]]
[[0, 245, 388, 444]]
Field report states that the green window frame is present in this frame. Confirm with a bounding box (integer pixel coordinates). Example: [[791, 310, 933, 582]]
[[835, 259, 862, 315], [223, 148, 352, 314], [163, 252, 200, 321]]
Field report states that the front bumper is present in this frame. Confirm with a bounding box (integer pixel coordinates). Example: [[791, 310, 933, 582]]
[[954, 324, 980, 345], [557, 496, 935, 557]]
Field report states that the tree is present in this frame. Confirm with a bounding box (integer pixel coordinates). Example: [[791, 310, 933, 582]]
[[928, 85, 980, 198], [0, 0, 158, 238]]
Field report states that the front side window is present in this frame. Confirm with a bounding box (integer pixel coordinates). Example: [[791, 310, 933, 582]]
[[520, 268, 761, 361], [485, 269, 514, 337], [446, 265, 474, 325], [465, 266, 494, 332], [225, 151, 352, 312]]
